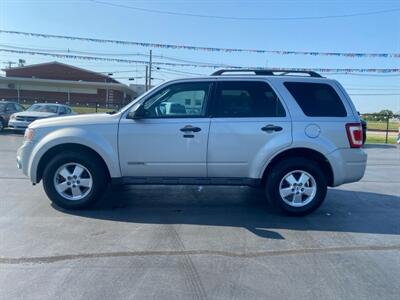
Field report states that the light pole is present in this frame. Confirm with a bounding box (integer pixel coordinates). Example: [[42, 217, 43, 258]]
[[145, 65, 148, 91], [105, 73, 113, 107], [148, 50, 152, 90]]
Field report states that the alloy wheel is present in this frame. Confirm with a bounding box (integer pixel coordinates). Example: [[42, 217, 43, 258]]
[[279, 170, 317, 207], [53, 163, 93, 201]]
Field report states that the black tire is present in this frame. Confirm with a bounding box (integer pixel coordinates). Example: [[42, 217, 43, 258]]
[[265, 157, 327, 216], [362, 129, 367, 145], [42, 151, 108, 209], [0, 117, 5, 132]]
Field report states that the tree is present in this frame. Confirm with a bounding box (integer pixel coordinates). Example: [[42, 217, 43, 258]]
[[363, 109, 395, 121], [378, 109, 394, 117]]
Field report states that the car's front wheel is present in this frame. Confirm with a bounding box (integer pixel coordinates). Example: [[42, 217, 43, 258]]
[[42, 152, 108, 209], [265, 158, 327, 216], [0, 117, 5, 132]]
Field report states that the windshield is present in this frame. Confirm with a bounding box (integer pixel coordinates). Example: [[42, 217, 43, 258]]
[[0, 103, 5, 112], [118, 96, 143, 113], [27, 104, 59, 113], [119, 84, 164, 113]]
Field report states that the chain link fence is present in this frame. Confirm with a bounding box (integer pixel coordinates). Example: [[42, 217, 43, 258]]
[[16, 99, 125, 114], [361, 113, 400, 144], [4, 97, 399, 144]]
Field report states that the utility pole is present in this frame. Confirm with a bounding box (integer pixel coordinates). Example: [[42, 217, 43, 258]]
[[148, 49, 152, 90], [105, 78, 108, 107], [3, 61, 16, 69], [105, 73, 113, 107], [145, 65, 148, 91]]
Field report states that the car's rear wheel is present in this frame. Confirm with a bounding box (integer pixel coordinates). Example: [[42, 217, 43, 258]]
[[265, 158, 327, 216], [42, 152, 108, 209], [362, 129, 367, 145]]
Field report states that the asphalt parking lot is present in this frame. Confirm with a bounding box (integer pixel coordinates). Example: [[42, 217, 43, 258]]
[[0, 131, 399, 300]]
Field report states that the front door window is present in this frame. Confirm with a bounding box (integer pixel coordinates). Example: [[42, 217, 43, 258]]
[[141, 82, 211, 118]]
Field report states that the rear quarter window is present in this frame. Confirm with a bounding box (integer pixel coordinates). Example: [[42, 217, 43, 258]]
[[284, 82, 347, 117]]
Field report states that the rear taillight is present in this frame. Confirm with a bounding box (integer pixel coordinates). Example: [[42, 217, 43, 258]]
[[346, 123, 363, 148]]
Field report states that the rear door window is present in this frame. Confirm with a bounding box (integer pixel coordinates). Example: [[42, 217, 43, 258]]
[[284, 82, 347, 117], [214, 81, 286, 118]]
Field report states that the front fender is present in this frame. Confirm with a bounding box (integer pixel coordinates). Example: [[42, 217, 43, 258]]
[[28, 126, 120, 183]]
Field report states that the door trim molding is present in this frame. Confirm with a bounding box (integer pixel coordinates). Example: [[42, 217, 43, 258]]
[[111, 177, 261, 187]]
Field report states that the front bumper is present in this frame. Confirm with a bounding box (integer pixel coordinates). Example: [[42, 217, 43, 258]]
[[8, 120, 32, 131], [16, 140, 35, 179], [327, 148, 367, 186]]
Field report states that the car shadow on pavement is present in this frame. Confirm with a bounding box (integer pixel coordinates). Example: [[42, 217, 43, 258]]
[[0, 129, 24, 136], [363, 144, 398, 149], [57, 186, 400, 240]]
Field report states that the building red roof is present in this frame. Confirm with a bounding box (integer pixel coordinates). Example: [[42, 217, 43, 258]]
[[3, 61, 119, 83]]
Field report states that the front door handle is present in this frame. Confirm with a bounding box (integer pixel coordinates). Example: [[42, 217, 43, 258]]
[[261, 124, 283, 132], [180, 125, 201, 133]]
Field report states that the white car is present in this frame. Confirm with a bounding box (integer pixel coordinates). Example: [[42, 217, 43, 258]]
[[9, 103, 74, 131], [16, 69, 367, 216]]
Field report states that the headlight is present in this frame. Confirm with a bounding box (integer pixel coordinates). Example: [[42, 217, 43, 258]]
[[24, 128, 34, 141], [10, 114, 16, 121]]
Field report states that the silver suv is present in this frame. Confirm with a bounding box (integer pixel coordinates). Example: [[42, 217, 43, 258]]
[[17, 69, 367, 216]]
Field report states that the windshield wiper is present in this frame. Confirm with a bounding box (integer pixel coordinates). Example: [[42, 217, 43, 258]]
[[106, 110, 117, 115]]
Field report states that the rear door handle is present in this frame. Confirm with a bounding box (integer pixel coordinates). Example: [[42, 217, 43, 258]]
[[261, 124, 283, 132], [180, 125, 201, 133]]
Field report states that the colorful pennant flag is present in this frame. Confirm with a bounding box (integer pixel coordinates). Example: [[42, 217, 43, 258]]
[[1, 30, 399, 58]]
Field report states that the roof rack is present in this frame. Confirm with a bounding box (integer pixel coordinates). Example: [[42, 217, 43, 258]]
[[210, 69, 323, 78]]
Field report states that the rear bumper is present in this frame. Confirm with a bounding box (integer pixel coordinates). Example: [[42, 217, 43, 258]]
[[327, 148, 367, 186]]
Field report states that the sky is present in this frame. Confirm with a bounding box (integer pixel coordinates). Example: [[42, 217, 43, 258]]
[[0, 0, 399, 113]]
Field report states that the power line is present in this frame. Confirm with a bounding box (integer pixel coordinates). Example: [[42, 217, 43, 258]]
[[99, 70, 143, 74], [0, 43, 227, 67], [329, 73, 400, 77], [349, 93, 400, 96], [345, 85, 400, 89], [347, 88, 400, 91], [114, 76, 164, 81], [156, 70, 195, 77], [99, 68, 205, 76], [1, 30, 398, 58], [155, 54, 232, 67], [155, 67, 206, 76], [1, 48, 399, 73], [0, 48, 224, 68], [152, 70, 169, 81], [89, 0, 400, 21], [0, 43, 139, 56]]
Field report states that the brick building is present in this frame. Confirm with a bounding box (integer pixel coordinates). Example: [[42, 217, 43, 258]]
[[0, 62, 135, 107]]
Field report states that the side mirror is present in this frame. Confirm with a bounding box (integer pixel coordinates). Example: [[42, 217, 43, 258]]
[[128, 105, 146, 119]]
